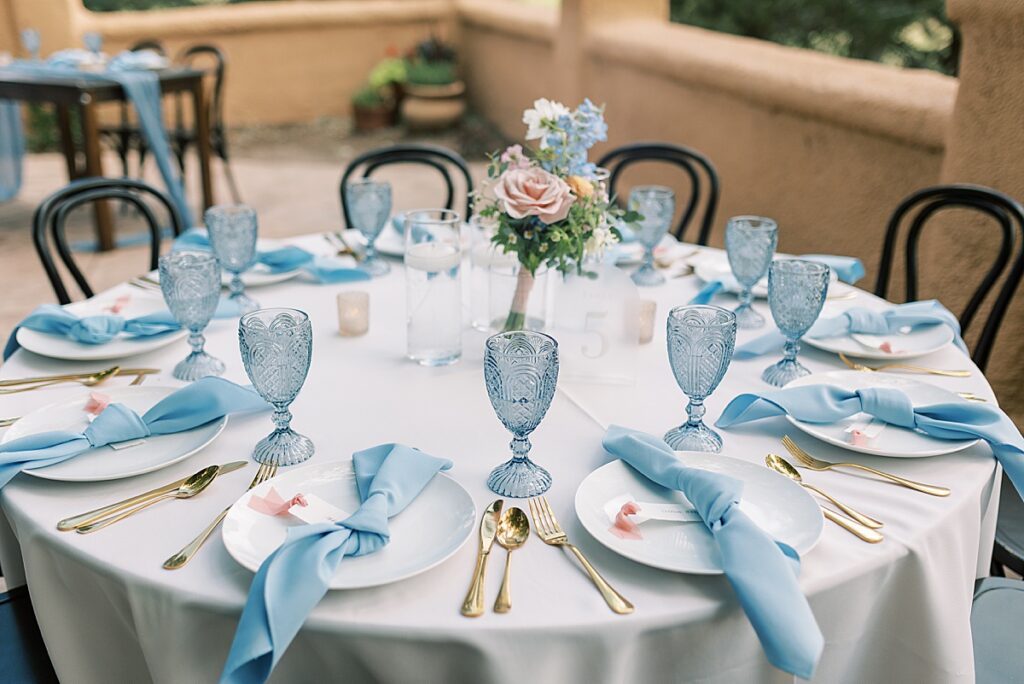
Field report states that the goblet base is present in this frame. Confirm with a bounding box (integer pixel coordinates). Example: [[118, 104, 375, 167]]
[[762, 357, 811, 387], [253, 427, 315, 466], [664, 422, 723, 453], [733, 302, 765, 329], [172, 351, 225, 382], [362, 255, 391, 277], [228, 290, 260, 315], [631, 264, 665, 287], [487, 456, 551, 498]]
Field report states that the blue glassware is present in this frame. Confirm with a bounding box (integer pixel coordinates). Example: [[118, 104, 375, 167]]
[[762, 259, 831, 387], [239, 308, 314, 466], [159, 251, 225, 381], [629, 185, 675, 287], [83, 32, 103, 56], [484, 331, 559, 497], [20, 29, 40, 61], [725, 216, 778, 329], [346, 179, 392, 277], [206, 204, 259, 314], [664, 305, 737, 452]]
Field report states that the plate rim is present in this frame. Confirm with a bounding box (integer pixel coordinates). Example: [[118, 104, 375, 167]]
[[803, 325, 954, 361]]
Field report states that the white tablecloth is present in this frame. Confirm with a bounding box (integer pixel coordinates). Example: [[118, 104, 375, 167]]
[[0, 237, 1001, 683]]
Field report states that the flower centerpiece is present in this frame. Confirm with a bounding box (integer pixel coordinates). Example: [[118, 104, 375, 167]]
[[475, 99, 638, 331]]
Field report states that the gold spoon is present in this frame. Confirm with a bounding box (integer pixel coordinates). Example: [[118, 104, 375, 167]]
[[765, 454, 884, 529], [838, 352, 971, 378], [75, 466, 220, 534], [493, 507, 530, 614], [0, 366, 120, 395]]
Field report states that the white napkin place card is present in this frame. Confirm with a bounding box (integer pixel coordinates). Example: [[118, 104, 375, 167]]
[[845, 417, 886, 446], [288, 493, 351, 525], [109, 439, 146, 450], [603, 493, 701, 525]]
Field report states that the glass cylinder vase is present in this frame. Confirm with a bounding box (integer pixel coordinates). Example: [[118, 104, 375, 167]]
[[488, 259, 549, 332]]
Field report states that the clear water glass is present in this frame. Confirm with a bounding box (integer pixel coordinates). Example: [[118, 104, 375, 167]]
[[159, 252, 225, 381], [83, 32, 103, 55], [484, 331, 559, 497], [239, 308, 315, 466], [20, 29, 40, 61], [762, 259, 831, 387], [404, 209, 462, 366], [629, 185, 675, 287], [205, 204, 259, 314], [346, 179, 392, 277], [664, 305, 737, 452], [725, 216, 778, 329]]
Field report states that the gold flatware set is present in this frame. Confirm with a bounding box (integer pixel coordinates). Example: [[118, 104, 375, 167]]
[[0, 366, 159, 394], [323, 231, 363, 262], [838, 352, 971, 377]]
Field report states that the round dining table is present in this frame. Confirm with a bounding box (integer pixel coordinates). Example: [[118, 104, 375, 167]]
[[0, 234, 1001, 683]]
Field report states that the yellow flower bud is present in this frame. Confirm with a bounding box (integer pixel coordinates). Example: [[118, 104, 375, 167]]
[[566, 175, 594, 199]]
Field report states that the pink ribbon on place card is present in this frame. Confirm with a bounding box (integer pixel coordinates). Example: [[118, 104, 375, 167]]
[[84, 392, 111, 416], [247, 487, 308, 516], [105, 294, 131, 314], [609, 501, 643, 540]]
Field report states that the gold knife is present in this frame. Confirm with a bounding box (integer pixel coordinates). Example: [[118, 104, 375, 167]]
[[0, 367, 160, 388], [461, 499, 503, 617], [56, 461, 248, 531]]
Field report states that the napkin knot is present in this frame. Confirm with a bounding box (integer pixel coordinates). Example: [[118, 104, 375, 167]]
[[677, 468, 743, 531], [857, 387, 917, 429], [84, 403, 150, 447], [842, 309, 889, 334], [69, 314, 126, 345]]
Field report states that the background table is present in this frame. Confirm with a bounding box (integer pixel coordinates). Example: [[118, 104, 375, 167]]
[[0, 237, 1001, 683], [0, 67, 214, 250]]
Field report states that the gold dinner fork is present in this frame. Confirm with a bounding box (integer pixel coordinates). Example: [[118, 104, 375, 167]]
[[838, 352, 971, 378], [528, 496, 633, 614], [162, 462, 278, 570], [782, 435, 950, 497]]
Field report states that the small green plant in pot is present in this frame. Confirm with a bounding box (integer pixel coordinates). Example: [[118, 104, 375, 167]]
[[351, 84, 395, 132], [401, 36, 465, 130]]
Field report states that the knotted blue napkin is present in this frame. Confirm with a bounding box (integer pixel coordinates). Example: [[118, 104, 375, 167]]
[[689, 254, 864, 305], [220, 443, 453, 684], [716, 384, 1024, 496], [689, 280, 725, 304], [173, 229, 369, 284], [734, 300, 965, 359], [602, 426, 823, 678], [0, 377, 267, 489]]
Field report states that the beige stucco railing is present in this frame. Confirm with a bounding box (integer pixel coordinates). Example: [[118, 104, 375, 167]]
[[2, 0, 1023, 419]]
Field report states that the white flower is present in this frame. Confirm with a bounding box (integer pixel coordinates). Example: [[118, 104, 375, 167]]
[[522, 98, 570, 141], [584, 217, 620, 258]]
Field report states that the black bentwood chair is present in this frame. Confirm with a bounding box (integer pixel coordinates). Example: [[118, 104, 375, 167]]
[[874, 184, 1024, 577], [339, 144, 474, 229], [0, 587, 59, 683], [32, 178, 183, 304], [596, 142, 720, 245]]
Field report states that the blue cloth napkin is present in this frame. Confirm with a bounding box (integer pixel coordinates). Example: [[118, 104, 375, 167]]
[[716, 384, 1024, 496], [734, 300, 966, 359], [173, 229, 369, 284], [689, 280, 725, 305], [0, 377, 267, 489], [0, 100, 23, 202], [220, 443, 453, 684], [602, 426, 823, 678]]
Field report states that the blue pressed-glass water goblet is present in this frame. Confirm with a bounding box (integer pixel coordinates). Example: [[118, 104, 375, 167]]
[[239, 308, 315, 466], [664, 305, 737, 452], [20, 29, 40, 61], [346, 179, 392, 277], [484, 331, 559, 497], [725, 216, 778, 329], [629, 185, 675, 287], [205, 204, 259, 315], [159, 251, 225, 381], [762, 259, 831, 387], [83, 31, 103, 56]]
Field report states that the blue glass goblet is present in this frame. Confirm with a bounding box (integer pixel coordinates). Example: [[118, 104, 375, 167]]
[[20, 29, 40, 61], [83, 31, 103, 56], [159, 252, 225, 381], [346, 179, 392, 277], [629, 185, 675, 287], [484, 331, 559, 497], [725, 216, 778, 329], [664, 305, 737, 453], [239, 308, 315, 466], [762, 259, 831, 387], [206, 204, 259, 315]]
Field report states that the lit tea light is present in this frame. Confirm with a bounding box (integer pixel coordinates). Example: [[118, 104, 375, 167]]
[[638, 299, 657, 344], [337, 291, 369, 337]]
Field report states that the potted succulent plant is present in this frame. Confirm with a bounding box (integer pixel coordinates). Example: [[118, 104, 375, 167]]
[[400, 36, 465, 130], [351, 84, 395, 132]]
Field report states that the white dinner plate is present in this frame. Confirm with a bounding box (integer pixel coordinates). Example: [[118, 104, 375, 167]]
[[610, 234, 683, 266], [804, 322, 954, 361], [222, 459, 476, 589], [236, 238, 304, 287], [4, 386, 227, 482], [785, 371, 979, 458], [16, 290, 187, 362], [692, 253, 843, 298], [574, 453, 823, 575]]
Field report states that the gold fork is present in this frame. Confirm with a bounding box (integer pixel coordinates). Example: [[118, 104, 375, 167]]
[[783, 435, 950, 497], [528, 496, 633, 614], [162, 462, 278, 570], [838, 352, 971, 378]]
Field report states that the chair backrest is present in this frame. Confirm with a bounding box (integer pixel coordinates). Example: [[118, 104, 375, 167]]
[[32, 178, 183, 304], [339, 144, 474, 229], [130, 39, 166, 55], [875, 184, 1024, 371], [596, 142, 720, 245], [175, 44, 227, 135]]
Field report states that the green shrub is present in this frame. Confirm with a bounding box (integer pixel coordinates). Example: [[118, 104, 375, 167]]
[[405, 60, 457, 86], [351, 85, 392, 109]]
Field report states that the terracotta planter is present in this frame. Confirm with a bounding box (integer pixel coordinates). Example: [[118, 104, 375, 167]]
[[353, 103, 393, 132], [400, 80, 466, 130]]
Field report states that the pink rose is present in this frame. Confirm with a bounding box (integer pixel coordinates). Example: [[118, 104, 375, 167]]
[[493, 167, 575, 224]]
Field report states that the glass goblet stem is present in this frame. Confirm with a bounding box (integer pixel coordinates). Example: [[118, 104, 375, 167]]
[[783, 338, 800, 363], [272, 405, 292, 432], [686, 398, 706, 429], [229, 273, 245, 299], [510, 435, 532, 459], [738, 287, 753, 310], [188, 328, 206, 355], [642, 245, 655, 273]]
